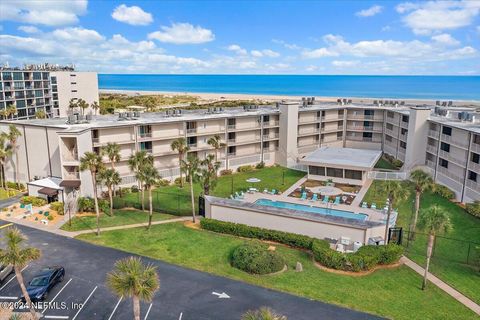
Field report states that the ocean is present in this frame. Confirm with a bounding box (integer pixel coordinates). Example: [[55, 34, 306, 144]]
[[98, 74, 480, 101]]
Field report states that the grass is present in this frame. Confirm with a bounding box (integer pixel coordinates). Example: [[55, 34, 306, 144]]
[[374, 157, 398, 170], [363, 181, 480, 304], [114, 166, 305, 215], [60, 209, 175, 231], [0, 188, 20, 200], [78, 222, 478, 320]]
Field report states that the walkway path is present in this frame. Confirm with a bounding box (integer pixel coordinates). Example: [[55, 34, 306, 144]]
[[351, 179, 373, 207], [401, 256, 480, 316]]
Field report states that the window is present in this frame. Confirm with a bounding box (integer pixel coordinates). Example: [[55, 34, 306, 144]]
[[263, 141, 269, 149], [386, 123, 393, 130], [71, 90, 77, 93], [363, 132, 372, 138], [473, 134, 480, 145], [228, 132, 235, 141], [363, 121, 372, 128], [337, 131, 343, 139], [442, 126, 452, 136], [401, 128, 408, 135], [321, 111, 325, 117], [33, 72, 41, 80], [338, 110, 344, 116], [263, 115, 269, 123], [387, 111, 394, 119], [140, 141, 152, 152], [471, 152, 479, 164], [439, 158, 448, 168], [440, 142, 450, 152], [345, 170, 362, 180], [42, 72, 49, 80], [12, 72, 23, 80], [309, 166, 325, 176], [400, 141, 407, 149], [227, 118, 235, 126], [364, 110, 374, 116], [386, 135, 392, 142], [228, 146, 236, 155], [429, 123, 438, 131], [51, 76, 57, 84], [326, 167, 343, 178], [468, 171, 477, 182], [187, 136, 197, 146], [402, 115, 409, 123], [70, 82, 77, 85]]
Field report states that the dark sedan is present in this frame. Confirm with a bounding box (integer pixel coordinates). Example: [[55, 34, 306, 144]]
[[22, 266, 65, 302]]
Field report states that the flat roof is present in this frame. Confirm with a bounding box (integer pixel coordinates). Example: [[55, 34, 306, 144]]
[[300, 147, 382, 170]]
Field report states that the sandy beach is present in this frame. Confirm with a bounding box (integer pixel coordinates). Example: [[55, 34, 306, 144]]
[[100, 89, 480, 106]]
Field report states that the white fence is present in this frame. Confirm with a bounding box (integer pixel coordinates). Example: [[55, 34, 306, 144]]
[[367, 171, 408, 180]]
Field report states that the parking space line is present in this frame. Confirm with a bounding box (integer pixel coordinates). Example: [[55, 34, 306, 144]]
[[71, 286, 97, 320], [0, 296, 18, 299], [44, 316, 69, 319], [0, 265, 29, 291], [107, 296, 123, 320], [144, 303, 153, 320], [42, 278, 72, 314], [0, 223, 13, 229], [178, 312, 183, 320]]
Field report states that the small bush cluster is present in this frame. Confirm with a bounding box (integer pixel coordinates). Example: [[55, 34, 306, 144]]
[[20, 196, 47, 207], [220, 169, 233, 176], [237, 165, 255, 173], [382, 154, 403, 168], [255, 162, 265, 169], [433, 184, 455, 200], [6, 181, 25, 190], [231, 242, 285, 275], [202, 219, 403, 273], [99, 199, 110, 214], [174, 177, 185, 186], [49, 201, 64, 215], [466, 201, 480, 218], [77, 197, 95, 212], [200, 218, 315, 250], [156, 179, 170, 187], [130, 185, 139, 193], [311, 241, 403, 272]]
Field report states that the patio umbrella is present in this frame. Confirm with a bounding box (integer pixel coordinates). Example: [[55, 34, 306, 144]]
[[246, 178, 261, 191]]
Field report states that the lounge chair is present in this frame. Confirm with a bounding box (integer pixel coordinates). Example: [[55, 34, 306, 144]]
[[311, 193, 318, 201], [334, 196, 340, 205], [20, 203, 25, 209], [230, 195, 235, 200], [322, 196, 329, 204], [361, 202, 368, 208], [263, 188, 269, 193], [238, 191, 245, 199], [371, 203, 377, 209], [271, 189, 277, 195], [300, 192, 307, 200]]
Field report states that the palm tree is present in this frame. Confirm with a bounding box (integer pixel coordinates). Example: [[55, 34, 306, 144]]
[[35, 110, 46, 119], [418, 205, 452, 290], [140, 164, 160, 229], [170, 138, 189, 187], [0, 109, 7, 120], [409, 170, 434, 237], [102, 142, 121, 196], [77, 98, 89, 115], [98, 168, 121, 216], [91, 101, 100, 115], [383, 181, 409, 243], [128, 151, 153, 212], [80, 152, 105, 236], [3, 124, 22, 188], [180, 155, 199, 223], [198, 154, 220, 195], [7, 105, 17, 119], [68, 98, 78, 113], [241, 307, 287, 320], [107, 257, 159, 320], [0, 227, 41, 320], [0, 135, 12, 190], [207, 135, 226, 174]]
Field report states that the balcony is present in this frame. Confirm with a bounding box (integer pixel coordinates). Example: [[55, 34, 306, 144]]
[[64, 172, 80, 180], [437, 166, 464, 183], [298, 116, 320, 124], [227, 151, 236, 156], [227, 123, 261, 131], [227, 138, 236, 144], [441, 134, 469, 149], [227, 124, 236, 130], [428, 129, 439, 138], [469, 161, 480, 172], [426, 160, 436, 169], [264, 133, 280, 140], [263, 120, 280, 127], [298, 128, 320, 136], [138, 132, 152, 139], [471, 143, 480, 154], [187, 143, 197, 148], [347, 114, 376, 120], [186, 128, 197, 135], [62, 149, 78, 162], [426, 144, 437, 154], [466, 179, 479, 190]]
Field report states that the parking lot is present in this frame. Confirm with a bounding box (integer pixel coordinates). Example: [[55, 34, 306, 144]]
[[0, 223, 382, 320]]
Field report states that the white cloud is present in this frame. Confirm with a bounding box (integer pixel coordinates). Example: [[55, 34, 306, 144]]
[[381, 25, 391, 32], [356, 5, 383, 17], [302, 47, 338, 58], [111, 4, 153, 26], [397, 1, 480, 35], [0, 0, 87, 26], [52, 27, 105, 44], [250, 49, 280, 58], [332, 60, 359, 67], [148, 23, 214, 44], [227, 44, 247, 55], [431, 33, 460, 46], [272, 39, 301, 50], [18, 25, 40, 34]]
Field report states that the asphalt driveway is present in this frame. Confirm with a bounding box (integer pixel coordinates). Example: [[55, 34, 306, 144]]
[[0, 223, 383, 320]]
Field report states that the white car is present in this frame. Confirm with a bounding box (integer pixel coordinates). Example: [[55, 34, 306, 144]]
[[0, 264, 13, 283]]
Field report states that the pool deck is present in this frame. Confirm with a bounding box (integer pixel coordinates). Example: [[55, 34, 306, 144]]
[[242, 187, 386, 223]]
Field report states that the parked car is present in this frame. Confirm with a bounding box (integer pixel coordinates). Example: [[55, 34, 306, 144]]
[[0, 264, 13, 283], [21, 266, 65, 302]]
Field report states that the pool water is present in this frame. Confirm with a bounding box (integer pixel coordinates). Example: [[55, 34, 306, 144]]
[[254, 199, 368, 221]]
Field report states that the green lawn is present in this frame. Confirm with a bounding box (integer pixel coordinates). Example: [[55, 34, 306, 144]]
[[61, 209, 175, 231], [363, 181, 480, 304], [113, 166, 305, 215], [374, 157, 398, 170], [0, 188, 20, 200], [78, 222, 477, 320]]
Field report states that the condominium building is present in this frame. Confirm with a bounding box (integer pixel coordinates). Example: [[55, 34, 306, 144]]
[[0, 99, 478, 204], [0, 64, 99, 120]]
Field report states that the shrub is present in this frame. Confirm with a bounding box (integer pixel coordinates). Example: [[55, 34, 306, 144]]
[[47, 215, 54, 221], [99, 199, 110, 214], [174, 177, 185, 186], [231, 242, 285, 275], [220, 169, 233, 176], [465, 201, 480, 218], [20, 196, 47, 207], [77, 197, 95, 212], [6, 181, 25, 190], [255, 161, 265, 169], [130, 185, 139, 193], [237, 165, 255, 173], [379, 244, 404, 264], [433, 184, 455, 200], [157, 179, 170, 187], [200, 218, 315, 250], [392, 159, 403, 168], [50, 201, 64, 215]]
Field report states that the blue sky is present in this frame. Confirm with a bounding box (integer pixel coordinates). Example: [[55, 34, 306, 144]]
[[0, 0, 479, 74]]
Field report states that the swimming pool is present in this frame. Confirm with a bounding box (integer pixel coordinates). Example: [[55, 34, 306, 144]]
[[254, 199, 368, 221]]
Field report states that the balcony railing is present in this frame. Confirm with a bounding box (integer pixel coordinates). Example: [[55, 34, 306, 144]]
[[468, 161, 480, 172], [298, 116, 320, 124], [466, 179, 479, 190], [441, 134, 469, 149], [188, 143, 197, 148], [426, 160, 436, 169], [186, 128, 197, 135], [92, 137, 100, 143], [437, 166, 464, 183], [471, 143, 480, 154], [63, 150, 78, 161], [426, 145, 437, 154], [64, 172, 80, 180], [139, 132, 152, 139], [227, 138, 236, 143], [264, 120, 280, 127]]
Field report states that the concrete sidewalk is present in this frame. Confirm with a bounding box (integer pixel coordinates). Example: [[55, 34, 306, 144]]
[[401, 256, 480, 316]]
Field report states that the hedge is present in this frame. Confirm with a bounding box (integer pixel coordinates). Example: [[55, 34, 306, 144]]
[[237, 165, 255, 173], [201, 218, 403, 272], [433, 184, 455, 200], [231, 242, 285, 275], [200, 218, 315, 250], [465, 201, 480, 218], [50, 201, 64, 215], [20, 196, 47, 207]]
